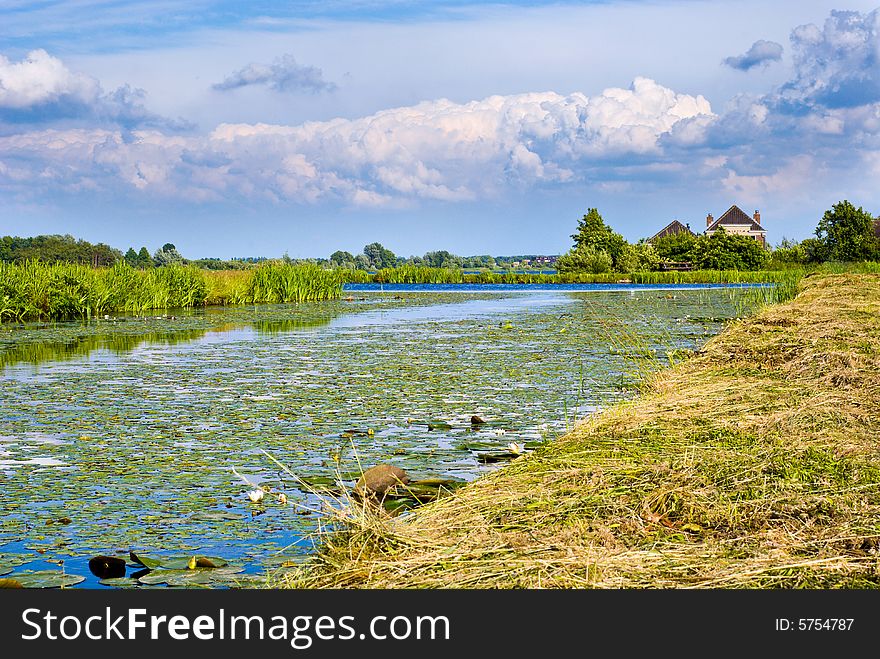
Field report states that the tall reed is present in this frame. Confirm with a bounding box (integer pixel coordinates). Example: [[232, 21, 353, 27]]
[[0, 260, 345, 321]]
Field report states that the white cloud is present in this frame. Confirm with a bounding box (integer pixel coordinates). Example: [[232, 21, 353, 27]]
[[0, 49, 187, 129], [781, 9, 880, 109], [0, 76, 713, 206], [0, 49, 99, 109]]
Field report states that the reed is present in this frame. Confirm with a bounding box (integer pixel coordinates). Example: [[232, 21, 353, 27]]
[[0, 260, 345, 321], [341, 267, 807, 286]]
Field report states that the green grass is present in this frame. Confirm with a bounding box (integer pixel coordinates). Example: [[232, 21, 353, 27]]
[[342, 267, 807, 286], [0, 261, 345, 321]]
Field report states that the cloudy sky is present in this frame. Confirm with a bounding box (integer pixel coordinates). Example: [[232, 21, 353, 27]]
[[1, 1, 880, 258]]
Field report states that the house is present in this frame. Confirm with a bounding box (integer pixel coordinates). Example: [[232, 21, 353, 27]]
[[647, 219, 695, 244], [704, 205, 767, 246]]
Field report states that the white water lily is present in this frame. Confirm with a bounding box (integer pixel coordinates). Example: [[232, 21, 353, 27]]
[[491, 428, 506, 436], [277, 493, 288, 505], [507, 442, 525, 455], [247, 489, 264, 503]]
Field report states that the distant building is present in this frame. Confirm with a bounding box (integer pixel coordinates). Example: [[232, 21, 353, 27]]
[[647, 220, 695, 244], [704, 205, 767, 246], [532, 255, 558, 265]]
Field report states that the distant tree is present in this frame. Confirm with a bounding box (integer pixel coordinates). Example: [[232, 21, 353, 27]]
[[556, 245, 613, 274], [815, 200, 878, 261], [153, 244, 185, 267], [363, 242, 396, 269], [330, 250, 355, 266], [690, 229, 769, 270], [353, 254, 371, 270], [800, 238, 827, 263], [616, 242, 660, 272], [0, 234, 120, 265], [768, 238, 807, 267], [570, 209, 627, 267], [137, 247, 152, 268], [652, 232, 699, 264], [124, 248, 139, 266]]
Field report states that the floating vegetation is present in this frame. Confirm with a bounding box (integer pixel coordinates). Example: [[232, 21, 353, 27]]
[[0, 287, 753, 586]]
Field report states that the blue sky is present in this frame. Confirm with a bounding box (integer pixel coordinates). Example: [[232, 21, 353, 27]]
[[1, 0, 880, 258]]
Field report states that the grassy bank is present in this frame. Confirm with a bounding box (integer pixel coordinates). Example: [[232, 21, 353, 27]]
[[346, 267, 805, 285], [287, 273, 880, 588], [0, 261, 344, 321]]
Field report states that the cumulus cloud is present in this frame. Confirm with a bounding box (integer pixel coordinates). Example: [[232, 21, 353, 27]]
[[780, 9, 880, 110], [723, 40, 784, 71], [0, 49, 188, 130], [0, 77, 712, 205], [212, 54, 337, 94]]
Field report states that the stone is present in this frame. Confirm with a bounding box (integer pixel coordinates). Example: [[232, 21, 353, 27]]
[[353, 464, 410, 499]]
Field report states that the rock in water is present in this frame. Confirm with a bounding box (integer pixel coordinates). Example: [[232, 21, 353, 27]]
[[354, 465, 410, 499], [470, 415, 486, 425]]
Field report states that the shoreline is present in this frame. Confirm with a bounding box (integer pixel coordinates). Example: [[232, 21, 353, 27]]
[[286, 273, 880, 588]]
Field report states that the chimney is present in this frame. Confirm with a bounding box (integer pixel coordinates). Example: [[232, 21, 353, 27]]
[[706, 213, 714, 228], [753, 210, 761, 225]]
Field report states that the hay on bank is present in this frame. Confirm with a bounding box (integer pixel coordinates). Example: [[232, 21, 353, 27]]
[[283, 273, 880, 589]]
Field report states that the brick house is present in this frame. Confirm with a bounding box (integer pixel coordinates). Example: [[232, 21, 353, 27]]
[[704, 205, 767, 246], [647, 219, 695, 244]]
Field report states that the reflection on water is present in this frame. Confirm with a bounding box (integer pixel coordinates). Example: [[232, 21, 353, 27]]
[[0, 314, 340, 369]]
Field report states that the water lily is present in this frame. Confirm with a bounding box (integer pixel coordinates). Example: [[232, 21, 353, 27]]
[[277, 493, 288, 505], [507, 442, 525, 455], [491, 428, 506, 436], [247, 489, 264, 503]]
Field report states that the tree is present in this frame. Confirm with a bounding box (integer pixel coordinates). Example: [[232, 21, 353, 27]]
[[330, 250, 355, 266], [556, 245, 613, 274], [616, 242, 660, 272], [690, 229, 769, 270], [153, 244, 184, 267], [815, 200, 878, 261], [652, 232, 699, 264], [137, 247, 152, 268], [353, 254, 371, 270], [124, 248, 139, 265], [363, 242, 396, 269], [570, 208, 627, 267]]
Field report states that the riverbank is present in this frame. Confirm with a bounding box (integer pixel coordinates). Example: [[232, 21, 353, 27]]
[[286, 273, 880, 588]]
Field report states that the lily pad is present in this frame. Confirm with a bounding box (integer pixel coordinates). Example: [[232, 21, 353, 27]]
[[0, 554, 30, 572], [475, 450, 521, 463], [3, 570, 85, 588], [137, 566, 244, 587], [189, 511, 241, 522], [129, 552, 229, 570]]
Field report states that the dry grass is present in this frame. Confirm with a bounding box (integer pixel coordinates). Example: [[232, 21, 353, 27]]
[[283, 273, 880, 589]]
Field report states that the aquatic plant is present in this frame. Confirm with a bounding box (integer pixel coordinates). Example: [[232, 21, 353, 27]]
[[0, 260, 346, 321]]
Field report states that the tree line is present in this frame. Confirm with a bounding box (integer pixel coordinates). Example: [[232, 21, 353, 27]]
[[556, 200, 880, 274], [3, 200, 877, 272]]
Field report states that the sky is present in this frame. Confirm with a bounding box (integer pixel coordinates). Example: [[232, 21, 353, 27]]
[[1, 1, 880, 258]]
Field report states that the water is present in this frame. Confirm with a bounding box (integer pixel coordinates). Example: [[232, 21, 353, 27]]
[[344, 282, 773, 292], [0, 286, 755, 587]]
